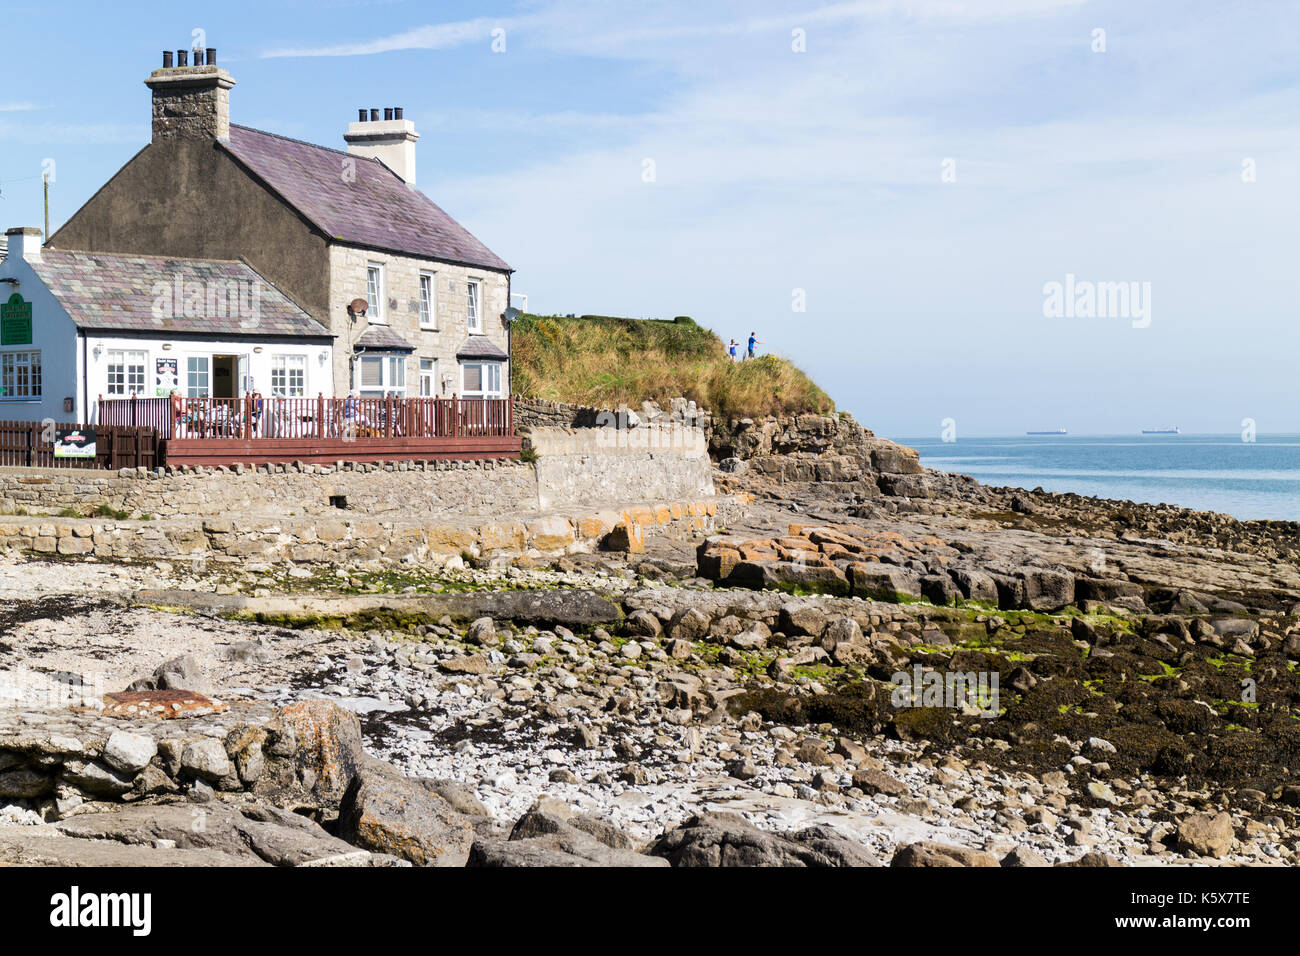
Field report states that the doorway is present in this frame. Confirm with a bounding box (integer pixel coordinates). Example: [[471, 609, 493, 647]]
[[212, 354, 241, 399]]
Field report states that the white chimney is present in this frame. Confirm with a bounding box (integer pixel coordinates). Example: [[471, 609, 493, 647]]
[[5, 227, 42, 263], [344, 107, 419, 186]]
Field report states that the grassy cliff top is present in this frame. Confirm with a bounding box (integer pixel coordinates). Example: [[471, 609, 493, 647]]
[[511, 313, 834, 420]]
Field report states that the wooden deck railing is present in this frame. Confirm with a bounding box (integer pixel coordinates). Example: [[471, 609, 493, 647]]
[[97, 395, 514, 442]]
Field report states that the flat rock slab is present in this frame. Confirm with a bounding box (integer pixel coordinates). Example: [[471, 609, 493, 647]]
[[56, 802, 369, 867], [0, 823, 265, 867], [132, 588, 625, 629]]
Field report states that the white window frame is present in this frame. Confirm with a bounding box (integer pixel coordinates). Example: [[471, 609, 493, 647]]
[[419, 357, 437, 397], [466, 279, 481, 333], [419, 272, 437, 330], [0, 350, 41, 400], [366, 262, 385, 324], [460, 360, 502, 399], [106, 349, 147, 397], [270, 354, 307, 398], [185, 355, 210, 398], [357, 353, 407, 397]]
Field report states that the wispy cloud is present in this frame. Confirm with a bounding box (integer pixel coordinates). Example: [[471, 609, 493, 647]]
[[0, 103, 39, 113], [262, 16, 516, 58], [0, 120, 141, 144], [260, 0, 1091, 59]]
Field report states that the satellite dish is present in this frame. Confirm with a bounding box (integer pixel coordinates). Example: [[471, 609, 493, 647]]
[[347, 297, 368, 316], [503, 306, 522, 324]]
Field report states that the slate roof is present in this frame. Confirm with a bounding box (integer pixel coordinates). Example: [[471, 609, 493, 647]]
[[30, 250, 331, 338], [456, 335, 509, 360], [223, 126, 511, 273], [354, 325, 415, 352]]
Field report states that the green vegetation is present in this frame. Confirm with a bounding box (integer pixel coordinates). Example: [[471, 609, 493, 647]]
[[512, 313, 834, 419]]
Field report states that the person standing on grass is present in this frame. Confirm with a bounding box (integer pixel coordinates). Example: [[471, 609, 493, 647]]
[[746, 332, 763, 360], [728, 339, 739, 362]]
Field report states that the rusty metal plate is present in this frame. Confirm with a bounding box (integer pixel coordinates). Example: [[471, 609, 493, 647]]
[[101, 689, 227, 719]]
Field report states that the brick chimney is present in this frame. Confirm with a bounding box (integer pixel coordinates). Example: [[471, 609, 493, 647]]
[[145, 47, 235, 143], [344, 107, 419, 186], [4, 227, 42, 263]]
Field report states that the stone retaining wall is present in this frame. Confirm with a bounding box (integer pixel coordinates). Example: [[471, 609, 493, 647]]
[[526, 424, 713, 510], [0, 494, 751, 565], [0, 460, 536, 520]]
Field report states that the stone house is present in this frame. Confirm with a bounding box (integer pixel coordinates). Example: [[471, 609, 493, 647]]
[[47, 46, 513, 403], [0, 226, 331, 423]]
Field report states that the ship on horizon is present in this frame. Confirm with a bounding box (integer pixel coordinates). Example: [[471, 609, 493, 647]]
[[1026, 428, 1067, 436], [1141, 426, 1181, 435]]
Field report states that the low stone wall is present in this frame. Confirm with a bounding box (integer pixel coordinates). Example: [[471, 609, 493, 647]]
[[0, 460, 537, 521], [513, 397, 606, 430], [0, 494, 750, 565]]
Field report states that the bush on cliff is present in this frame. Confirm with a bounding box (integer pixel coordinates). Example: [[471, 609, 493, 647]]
[[511, 313, 833, 419]]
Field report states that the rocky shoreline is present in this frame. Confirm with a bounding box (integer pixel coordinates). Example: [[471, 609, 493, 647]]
[[0, 414, 1296, 867]]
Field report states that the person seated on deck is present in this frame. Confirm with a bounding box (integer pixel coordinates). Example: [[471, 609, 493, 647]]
[[342, 391, 366, 439]]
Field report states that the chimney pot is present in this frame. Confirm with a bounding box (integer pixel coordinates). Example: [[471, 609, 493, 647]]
[[345, 108, 420, 186], [147, 53, 236, 143], [207, 48, 217, 65]]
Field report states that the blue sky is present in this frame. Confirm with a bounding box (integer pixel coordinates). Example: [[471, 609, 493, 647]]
[[1, 0, 1297, 439]]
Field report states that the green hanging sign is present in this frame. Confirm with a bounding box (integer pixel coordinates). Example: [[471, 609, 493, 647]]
[[0, 294, 31, 346]]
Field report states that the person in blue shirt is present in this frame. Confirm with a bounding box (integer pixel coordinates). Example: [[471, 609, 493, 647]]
[[728, 339, 738, 361], [746, 332, 763, 359]]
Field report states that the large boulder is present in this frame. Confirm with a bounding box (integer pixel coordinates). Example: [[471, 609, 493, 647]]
[[647, 812, 877, 867], [891, 841, 999, 867], [848, 564, 921, 603], [338, 763, 475, 866], [950, 568, 999, 605], [258, 700, 367, 809], [467, 809, 664, 867], [1176, 812, 1235, 859], [1019, 568, 1075, 611]]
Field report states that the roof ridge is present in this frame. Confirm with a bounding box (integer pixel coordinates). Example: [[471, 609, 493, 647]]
[[41, 247, 248, 267], [230, 123, 377, 163]]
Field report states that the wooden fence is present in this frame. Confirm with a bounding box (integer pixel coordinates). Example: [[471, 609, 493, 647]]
[[0, 421, 159, 470], [95, 394, 520, 466], [97, 395, 514, 442]]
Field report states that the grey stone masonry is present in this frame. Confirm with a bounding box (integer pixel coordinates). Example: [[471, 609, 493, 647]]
[[146, 66, 236, 142]]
